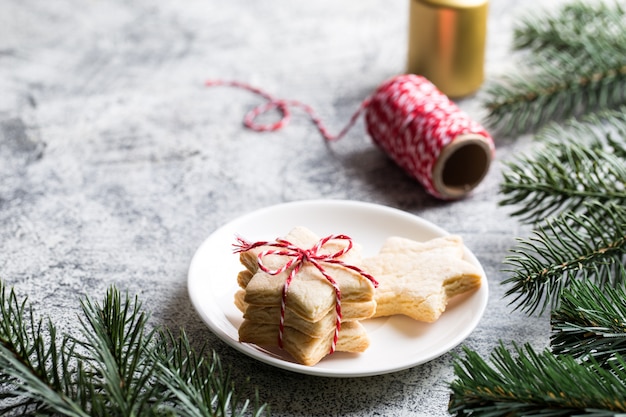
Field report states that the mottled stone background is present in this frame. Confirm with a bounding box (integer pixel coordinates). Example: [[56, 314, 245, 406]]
[[2, 1, 552, 415]]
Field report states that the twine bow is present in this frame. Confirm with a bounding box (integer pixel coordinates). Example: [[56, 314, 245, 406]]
[[234, 234, 378, 355]]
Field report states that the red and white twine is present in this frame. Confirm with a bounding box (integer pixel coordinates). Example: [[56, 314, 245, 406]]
[[205, 79, 366, 141], [205, 74, 494, 199], [365, 76, 494, 198], [233, 235, 378, 355]]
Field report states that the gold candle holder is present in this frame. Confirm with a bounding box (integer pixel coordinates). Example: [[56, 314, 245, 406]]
[[407, 0, 488, 98]]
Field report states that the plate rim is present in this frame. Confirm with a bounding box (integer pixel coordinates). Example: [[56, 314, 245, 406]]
[[187, 199, 488, 377]]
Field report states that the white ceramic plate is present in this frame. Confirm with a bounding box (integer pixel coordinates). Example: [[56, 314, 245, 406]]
[[188, 200, 488, 377]]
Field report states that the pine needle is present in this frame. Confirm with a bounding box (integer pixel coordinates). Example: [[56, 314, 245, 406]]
[[154, 331, 268, 417], [499, 105, 626, 315], [0, 283, 87, 417], [551, 279, 626, 369], [538, 107, 626, 160], [74, 288, 163, 416], [502, 201, 626, 315], [0, 281, 268, 416], [452, 4, 626, 412], [449, 343, 626, 416], [499, 106, 626, 224], [513, 0, 626, 54], [483, 0, 626, 136]]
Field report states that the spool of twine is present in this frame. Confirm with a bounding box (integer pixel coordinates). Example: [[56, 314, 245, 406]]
[[205, 74, 494, 200], [364, 75, 493, 199]]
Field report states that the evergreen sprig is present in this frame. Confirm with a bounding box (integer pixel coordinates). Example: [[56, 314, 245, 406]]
[[500, 134, 626, 224], [499, 106, 626, 314], [73, 288, 163, 416], [155, 331, 265, 417], [449, 342, 626, 416], [483, 0, 626, 136], [551, 280, 626, 369], [0, 284, 85, 416], [512, 1, 626, 53], [538, 107, 626, 160], [0, 280, 268, 417], [450, 280, 626, 416], [502, 201, 626, 315]]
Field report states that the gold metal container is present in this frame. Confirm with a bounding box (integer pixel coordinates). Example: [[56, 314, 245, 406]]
[[407, 0, 488, 98]]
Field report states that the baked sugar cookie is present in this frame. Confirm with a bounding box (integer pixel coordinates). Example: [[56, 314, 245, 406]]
[[238, 320, 370, 366], [234, 226, 378, 366], [234, 289, 376, 338], [364, 235, 482, 322]]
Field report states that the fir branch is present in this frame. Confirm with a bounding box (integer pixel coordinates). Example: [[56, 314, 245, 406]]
[[499, 134, 626, 224], [73, 288, 163, 416], [0, 280, 268, 416], [483, 0, 626, 136], [155, 330, 268, 417], [0, 283, 87, 417], [513, 0, 626, 54], [484, 56, 626, 137], [502, 201, 626, 315], [537, 106, 626, 160], [551, 279, 626, 370], [449, 343, 626, 416]]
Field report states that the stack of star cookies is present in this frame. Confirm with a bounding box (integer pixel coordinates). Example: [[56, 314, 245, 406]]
[[233, 226, 377, 366]]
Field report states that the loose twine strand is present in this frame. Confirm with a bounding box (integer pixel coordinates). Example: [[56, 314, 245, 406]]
[[205, 79, 370, 142]]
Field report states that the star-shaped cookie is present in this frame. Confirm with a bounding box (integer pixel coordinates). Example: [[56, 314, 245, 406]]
[[362, 235, 482, 323]]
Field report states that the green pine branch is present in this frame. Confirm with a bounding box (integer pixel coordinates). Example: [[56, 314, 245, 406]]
[[499, 107, 626, 224], [483, 0, 626, 137], [502, 201, 626, 315], [500, 141, 626, 224], [449, 342, 626, 416], [450, 281, 626, 416], [73, 288, 163, 416], [0, 284, 85, 417], [499, 106, 626, 315], [538, 108, 626, 160], [0, 280, 268, 417], [512, 1, 626, 54], [551, 280, 626, 370], [155, 331, 266, 417]]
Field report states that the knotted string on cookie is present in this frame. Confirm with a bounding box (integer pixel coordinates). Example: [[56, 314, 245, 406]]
[[233, 234, 378, 355], [206, 76, 494, 200]]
